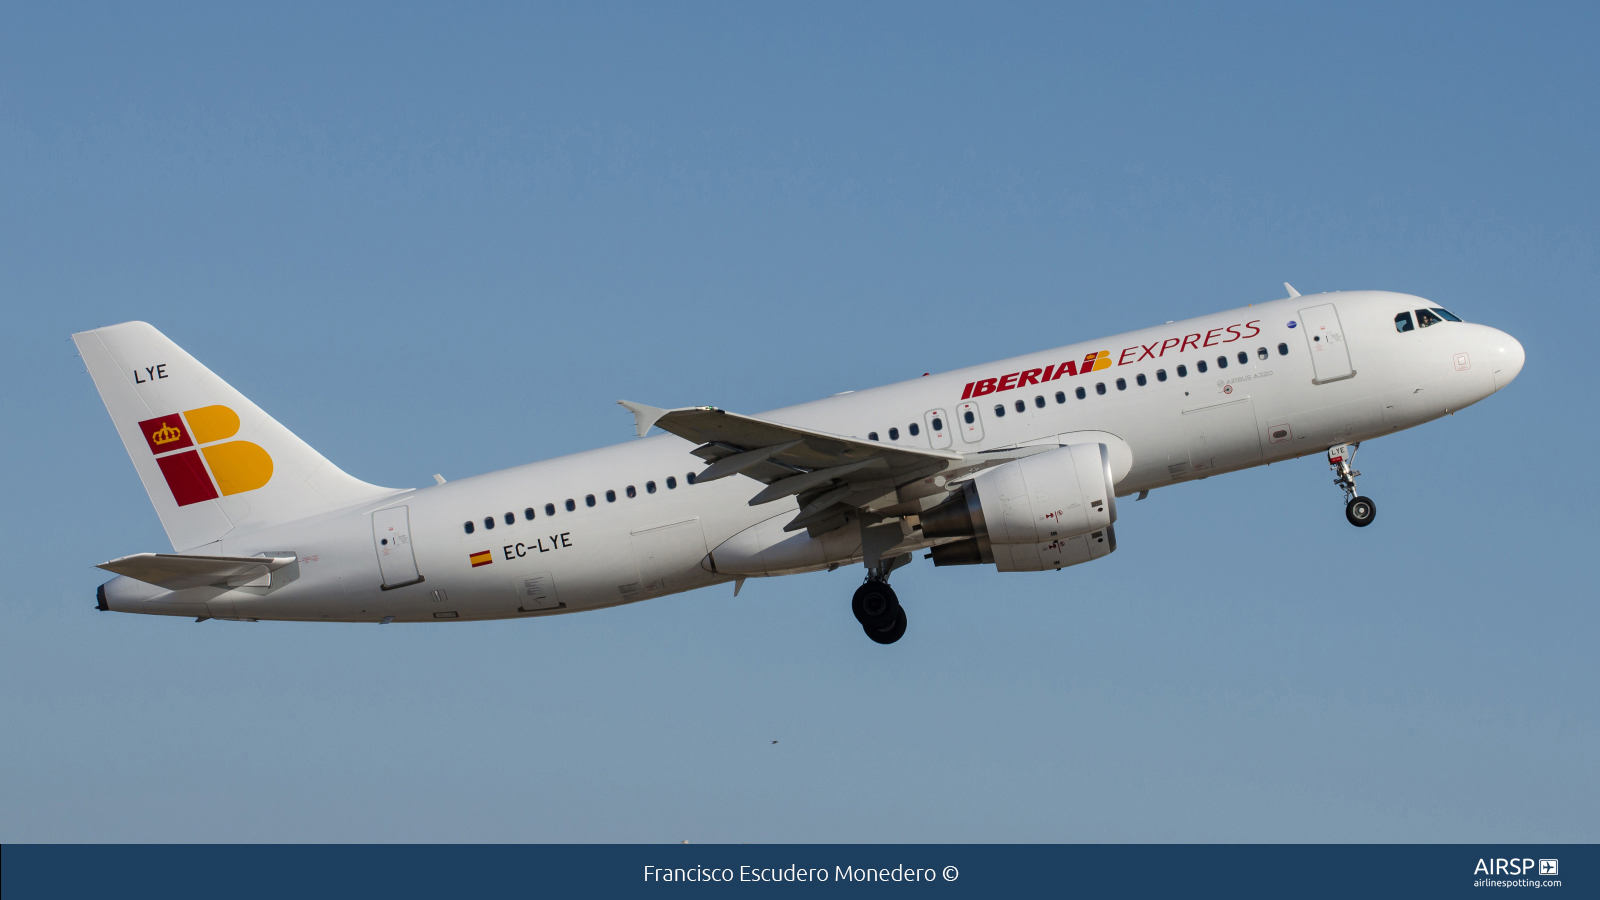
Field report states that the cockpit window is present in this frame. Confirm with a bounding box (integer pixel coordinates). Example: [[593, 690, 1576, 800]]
[[1415, 308, 1443, 328], [1431, 307, 1463, 322], [1395, 311, 1414, 333]]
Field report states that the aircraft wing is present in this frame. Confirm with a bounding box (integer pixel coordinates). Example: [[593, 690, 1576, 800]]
[[619, 400, 1035, 535], [97, 552, 297, 590]]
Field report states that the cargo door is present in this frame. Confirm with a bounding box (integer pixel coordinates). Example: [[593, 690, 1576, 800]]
[[1182, 398, 1264, 474], [1298, 303, 1355, 383], [632, 517, 712, 596], [373, 505, 423, 589], [924, 408, 953, 449]]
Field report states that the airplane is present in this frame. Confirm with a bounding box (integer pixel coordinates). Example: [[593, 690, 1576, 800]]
[[76, 286, 1524, 644]]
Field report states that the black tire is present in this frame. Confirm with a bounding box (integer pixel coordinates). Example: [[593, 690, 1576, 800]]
[[864, 606, 908, 644], [852, 581, 900, 628], [1345, 495, 1377, 527]]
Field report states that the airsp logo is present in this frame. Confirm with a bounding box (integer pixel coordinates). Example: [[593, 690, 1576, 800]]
[[1473, 858, 1552, 877]]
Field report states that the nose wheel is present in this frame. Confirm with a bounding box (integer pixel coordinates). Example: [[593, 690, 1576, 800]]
[[1329, 443, 1377, 528], [1345, 495, 1377, 527], [852, 579, 907, 644]]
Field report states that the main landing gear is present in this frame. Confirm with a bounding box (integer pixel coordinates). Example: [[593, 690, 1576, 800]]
[[1329, 443, 1377, 527], [852, 578, 907, 644]]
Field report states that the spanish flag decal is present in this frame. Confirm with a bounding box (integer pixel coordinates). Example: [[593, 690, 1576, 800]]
[[469, 550, 493, 568]]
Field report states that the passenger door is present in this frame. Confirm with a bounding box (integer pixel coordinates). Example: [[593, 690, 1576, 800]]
[[924, 408, 952, 449], [372, 505, 423, 589], [1298, 303, 1355, 384]]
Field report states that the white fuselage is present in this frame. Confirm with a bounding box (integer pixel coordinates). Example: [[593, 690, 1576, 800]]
[[99, 290, 1524, 623]]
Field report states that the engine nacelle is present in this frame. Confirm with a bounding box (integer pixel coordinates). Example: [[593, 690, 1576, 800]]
[[929, 526, 1115, 571], [924, 443, 1118, 570]]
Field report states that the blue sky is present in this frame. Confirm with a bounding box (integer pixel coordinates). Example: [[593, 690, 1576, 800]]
[[2, 2, 1595, 841]]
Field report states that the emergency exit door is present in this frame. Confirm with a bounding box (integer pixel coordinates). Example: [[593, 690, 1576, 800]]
[[955, 402, 985, 442], [1298, 303, 1355, 384], [373, 505, 423, 589]]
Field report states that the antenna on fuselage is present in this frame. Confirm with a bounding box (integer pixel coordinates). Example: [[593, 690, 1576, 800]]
[[1285, 282, 1301, 298]]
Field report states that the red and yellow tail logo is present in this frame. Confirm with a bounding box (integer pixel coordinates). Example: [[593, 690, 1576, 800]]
[[137, 406, 273, 507]]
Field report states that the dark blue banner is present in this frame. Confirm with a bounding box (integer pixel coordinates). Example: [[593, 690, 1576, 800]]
[[2, 844, 1592, 898]]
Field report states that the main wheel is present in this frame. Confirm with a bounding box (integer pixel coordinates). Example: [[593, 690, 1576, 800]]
[[852, 581, 900, 628], [1345, 495, 1377, 527], [864, 606, 908, 644]]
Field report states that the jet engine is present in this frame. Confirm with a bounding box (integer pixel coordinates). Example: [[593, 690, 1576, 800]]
[[923, 443, 1118, 572]]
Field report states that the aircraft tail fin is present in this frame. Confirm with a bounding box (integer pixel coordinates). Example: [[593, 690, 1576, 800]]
[[73, 321, 398, 551]]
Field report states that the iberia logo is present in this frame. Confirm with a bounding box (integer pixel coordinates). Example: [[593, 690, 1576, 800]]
[[960, 350, 1111, 399], [137, 406, 273, 507]]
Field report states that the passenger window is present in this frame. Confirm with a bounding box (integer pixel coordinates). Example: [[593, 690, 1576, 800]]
[[1237, 351, 1248, 365], [993, 404, 1006, 417], [585, 494, 596, 507], [1431, 307, 1463, 322], [666, 476, 677, 489], [1415, 308, 1442, 328], [1257, 347, 1268, 360], [1115, 377, 1126, 390], [565, 499, 576, 511], [1395, 311, 1414, 332], [1075, 386, 1086, 399], [1157, 369, 1167, 382], [932, 417, 943, 430], [868, 432, 879, 441], [1095, 382, 1107, 395], [686, 472, 697, 484], [964, 410, 975, 424], [888, 427, 899, 440], [484, 517, 495, 530], [1136, 373, 1147, 386], [1277, 342, 1289, 356], [1055, 391, 1066, 403], [504, 511, 514, 525], [646, 481, 656, 494], [463, 521, 474, 534], [1177, 364, 1187, 377], [909, 423, 920, 436], [626, 485, 636, 498], [1034, 395, 1045, 408], [1014, 399, 1025, 413], [1216, 356, 1228, 369], [524, 507, 535, 521], [546, 503, 556, 516], [1197, 360, 1208, 373], [605, 490, 616, 502]]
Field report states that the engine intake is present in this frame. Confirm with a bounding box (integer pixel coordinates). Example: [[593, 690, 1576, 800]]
[[924, 443, 1119, 571]]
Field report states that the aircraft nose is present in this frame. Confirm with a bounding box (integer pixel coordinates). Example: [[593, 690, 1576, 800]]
[[1489, 329, 1525, 390]]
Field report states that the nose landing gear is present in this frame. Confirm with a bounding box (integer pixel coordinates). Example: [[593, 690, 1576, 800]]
[[1329, 443, 1377, 527]]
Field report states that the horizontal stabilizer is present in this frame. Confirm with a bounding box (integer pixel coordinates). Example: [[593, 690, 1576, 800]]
[[98, 552, 296, 590]]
